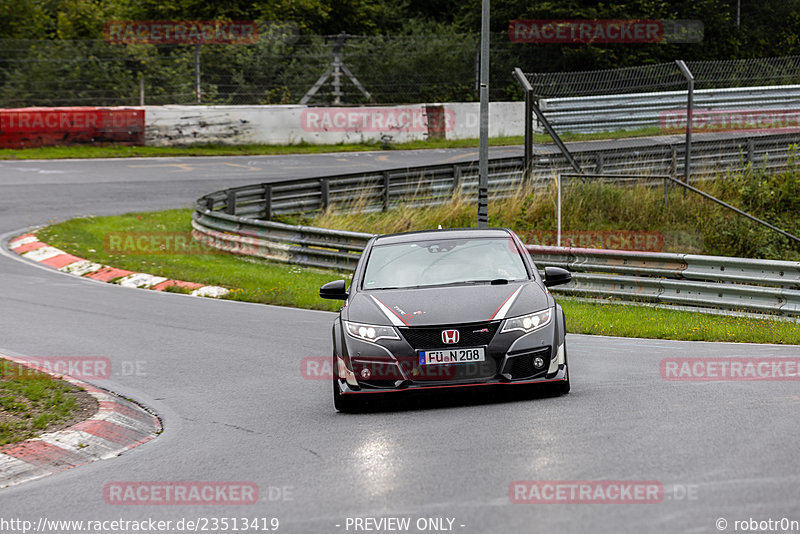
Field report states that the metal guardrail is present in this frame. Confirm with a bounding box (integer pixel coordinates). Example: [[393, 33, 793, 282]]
[[539, 84, 800, 134], [529, 246, 800, 317], [542, 131, 800, 179], [193, 207, 800, 318], [197, 158, 527, 218], [193, 131, 800, 318], [191, 209, 370, 271], [192, 207, 800, 317], [196, 131, 799, 221]]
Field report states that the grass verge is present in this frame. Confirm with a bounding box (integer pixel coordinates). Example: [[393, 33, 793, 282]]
[[37, 209, 344, 312], [561, 300, 799, 344], [0, 359, 98, 447], [32, 208, 800, 345], [0, 127, 666, 160], [0, 138, 520, 160]]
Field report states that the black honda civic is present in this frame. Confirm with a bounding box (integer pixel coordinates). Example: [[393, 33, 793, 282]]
[[320, 228, 572, 412]]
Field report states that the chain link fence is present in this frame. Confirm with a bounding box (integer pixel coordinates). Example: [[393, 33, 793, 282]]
[[524, 55, 800, 99], [0, 33, 490, 107], [516, 56, 800, 185]]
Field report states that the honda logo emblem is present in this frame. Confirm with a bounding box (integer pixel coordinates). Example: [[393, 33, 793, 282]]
[[442, 329, 459, 344]]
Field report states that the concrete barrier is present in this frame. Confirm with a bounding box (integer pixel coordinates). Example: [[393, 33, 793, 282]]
[[0, 107, 144, 148], [144, 102, 525, 146], [0, 102, 525, 147]]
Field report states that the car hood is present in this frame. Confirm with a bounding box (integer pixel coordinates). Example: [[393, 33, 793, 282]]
[[345, 282, 550, 326]]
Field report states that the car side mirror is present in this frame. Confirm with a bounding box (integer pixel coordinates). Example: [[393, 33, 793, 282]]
[[543, 266, 571, 287], [320, 279, 348, 300]]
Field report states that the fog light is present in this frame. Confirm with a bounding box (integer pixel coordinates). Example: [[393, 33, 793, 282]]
[[360, 367, 371, 379], [533, 357, 545, 369]]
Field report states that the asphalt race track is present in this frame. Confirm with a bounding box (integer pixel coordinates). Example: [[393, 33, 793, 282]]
[[1, 148, 799, 534]]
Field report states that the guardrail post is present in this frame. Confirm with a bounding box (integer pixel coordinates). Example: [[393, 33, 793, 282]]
[[262, 184, 272, 220], [382, 172, 391, 212], [664, 177, 669, 211], [225, 191, 236, 215], [321, 179, 330, 211], [747, 139, 755, 166], [670, 145, 677, 176], [205, 197, 214, 211], [453, 165, 462, 195], [595, 153, 604, 174]]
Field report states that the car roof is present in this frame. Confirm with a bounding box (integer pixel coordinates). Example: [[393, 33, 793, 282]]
[[372, 227, 514, 246]]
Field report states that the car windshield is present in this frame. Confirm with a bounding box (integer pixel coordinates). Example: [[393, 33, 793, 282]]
[[362, 236, 529, 290]]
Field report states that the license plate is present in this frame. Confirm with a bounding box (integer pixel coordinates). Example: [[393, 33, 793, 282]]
[[418, 347, 485, 365]]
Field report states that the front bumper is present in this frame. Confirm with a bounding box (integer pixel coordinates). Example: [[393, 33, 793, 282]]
[[336, 362, 568, 395], [336, 319, 567, 395]]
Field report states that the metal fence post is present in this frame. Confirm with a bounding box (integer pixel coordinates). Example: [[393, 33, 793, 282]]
[[670, 145, 678, 176], [321, 179, 330, 211], [194, 44, 201, 104], [512, 67, 536, 185], [557, 173, 562, 247], [523, 85, 533, 184], [382, 172, 390, 212], [453, 165, 462, 195], [477, 0, 490, 229], [676, 60, 694, 184], [262, 184, 272, 220], [225, 190, 236, 215], [747, 138, 755, 166]]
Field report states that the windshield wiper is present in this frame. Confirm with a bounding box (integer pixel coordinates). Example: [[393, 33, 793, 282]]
[[368, 279, 514, 290], [463, 278, 511, 285]]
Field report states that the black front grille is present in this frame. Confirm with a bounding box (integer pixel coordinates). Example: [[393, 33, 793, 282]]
[[399, 321, 500, 349], [504, 346, 552, 380]]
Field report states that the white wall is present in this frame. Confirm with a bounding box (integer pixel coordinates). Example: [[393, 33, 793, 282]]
[[443, 102, 526, 140], [143, 102, 524, 146]]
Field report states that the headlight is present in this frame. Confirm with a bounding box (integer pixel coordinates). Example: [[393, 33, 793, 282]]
[[343, 321, 399, 343], [501, 308, 552, 334]]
